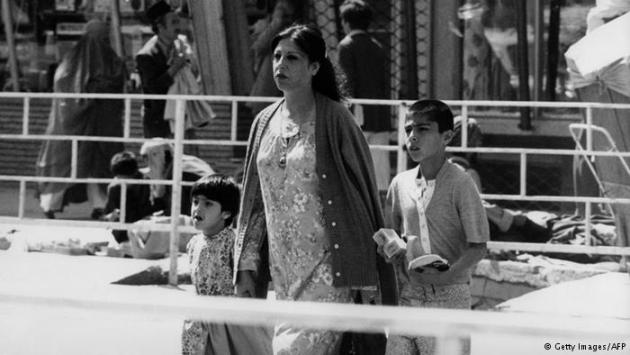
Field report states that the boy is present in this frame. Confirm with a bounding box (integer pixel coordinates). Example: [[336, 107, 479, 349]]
[[182, 174, 270, 354], [102, 151, 157, 243], [377, 100, 489, 355]]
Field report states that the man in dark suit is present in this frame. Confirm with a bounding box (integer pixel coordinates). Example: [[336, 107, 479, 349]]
[[338, 0, 392, 191], [136, 0, 187, 138]]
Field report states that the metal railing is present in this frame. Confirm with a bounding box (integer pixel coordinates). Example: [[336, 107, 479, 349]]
[[1, 93, 630, 286], [1, 285, 628, 355]]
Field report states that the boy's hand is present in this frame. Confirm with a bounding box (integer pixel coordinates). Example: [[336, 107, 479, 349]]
[[235, 270, 256, 298], [377, 244, 406, 264]]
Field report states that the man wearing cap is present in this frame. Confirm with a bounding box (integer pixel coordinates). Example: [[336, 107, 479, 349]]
[[136, 0, 188, 138]]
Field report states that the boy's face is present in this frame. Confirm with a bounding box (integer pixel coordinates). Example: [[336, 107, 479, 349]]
[[404, 112, 452, 163], [191, 195, 230, 236]]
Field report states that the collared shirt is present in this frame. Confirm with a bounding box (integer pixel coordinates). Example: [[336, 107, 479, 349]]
[[414, 176, 436, 254], [385, 161, 489, 284]]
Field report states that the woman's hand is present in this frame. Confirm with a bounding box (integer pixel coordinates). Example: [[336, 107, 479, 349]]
[[235, 270, 256, 297]]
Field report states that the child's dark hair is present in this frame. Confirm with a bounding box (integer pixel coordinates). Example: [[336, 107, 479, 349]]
[[407, 99, 454, 133], [191, 174, 240, 227], [110, 151, 139, 176], [340, 0, 373, 31]]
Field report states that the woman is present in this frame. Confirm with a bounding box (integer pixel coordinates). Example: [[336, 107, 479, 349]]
[[235, 25, 396, 354], [36, 20, 126, 219]]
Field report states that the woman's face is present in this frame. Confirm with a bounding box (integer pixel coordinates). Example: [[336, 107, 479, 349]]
[[272, 38, 319, 93]]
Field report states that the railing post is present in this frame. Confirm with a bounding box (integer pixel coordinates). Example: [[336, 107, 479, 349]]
[[71, 139, 78, 178], [230, 100, 238, 141], [397, 103, 408, 174], [520, 152, 527, 196], [18, 180, 26, 218], [585, 200, 592, 248], [22, 97, 30, 135], [124, 98, 131, 138], [119, 182, 127, 225], [461, 104, 469, 148], [169, 98, 186, 286]]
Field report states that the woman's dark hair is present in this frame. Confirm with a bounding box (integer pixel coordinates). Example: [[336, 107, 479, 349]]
[[110, 151, 139, 176], [191, 174, 240, 227], [271, 24, 343, 101]]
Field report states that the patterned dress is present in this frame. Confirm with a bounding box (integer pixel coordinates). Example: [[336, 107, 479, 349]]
[[255, 108, 351, 354], [182, 228, 236, 355]]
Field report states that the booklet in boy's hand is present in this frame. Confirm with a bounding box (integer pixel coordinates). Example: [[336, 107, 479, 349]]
[[373, 228, 407, 258], [408, 254, 450, 272]]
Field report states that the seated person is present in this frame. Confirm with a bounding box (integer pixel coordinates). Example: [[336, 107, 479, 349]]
[[101, 151, 162, 243], [448, 116, 551, 243], [139, 139, 215, 216]]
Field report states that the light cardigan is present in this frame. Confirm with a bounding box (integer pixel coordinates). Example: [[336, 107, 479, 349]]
[[235, 93, 397, 305]]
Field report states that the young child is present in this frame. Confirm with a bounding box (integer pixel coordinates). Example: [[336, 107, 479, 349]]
[[102, 151, 158, 243], [182, 174, 270, 354], [377, 100, 489, 355]]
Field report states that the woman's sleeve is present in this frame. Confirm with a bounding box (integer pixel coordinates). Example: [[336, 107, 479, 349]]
[[337, 108, 398, 305], [237, 201, 266, 274], [338, 109, 383, 227], [236, 115, 268, 276]]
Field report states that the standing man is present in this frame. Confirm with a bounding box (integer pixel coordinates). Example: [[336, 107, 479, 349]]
[[338, 0, 392, 191], [136, 0, 187, 138]]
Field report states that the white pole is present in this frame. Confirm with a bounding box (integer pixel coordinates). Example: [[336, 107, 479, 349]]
[[397, 104, 408, 173], [168, 98, 186, 286]]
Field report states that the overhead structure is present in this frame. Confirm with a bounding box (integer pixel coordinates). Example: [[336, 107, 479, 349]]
[[1, 0, 19, 91]]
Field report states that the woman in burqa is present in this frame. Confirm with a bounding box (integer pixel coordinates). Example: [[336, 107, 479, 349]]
[[36, 20, 126, 219]]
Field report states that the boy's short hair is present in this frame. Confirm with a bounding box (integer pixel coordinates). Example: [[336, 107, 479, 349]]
[[110, 151, 139, 176], [406, 99, 454, 133], [191, 174, 240, 227], [339, 0, 372, 30]]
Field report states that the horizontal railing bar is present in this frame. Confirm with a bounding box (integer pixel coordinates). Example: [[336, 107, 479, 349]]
[[0, 176, 194, 186], [0, 216, 628, 256], [3, 133, 628, 157], [1, 92, 630, 109], [0, 216, 197, 233], [0, 134, 247, 147], [446, 147, 630, 157], [488, 241, 630, 256], [1, 291, 627, 339], [3, 176, 628, 205], [481, 194, 630, 204]]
